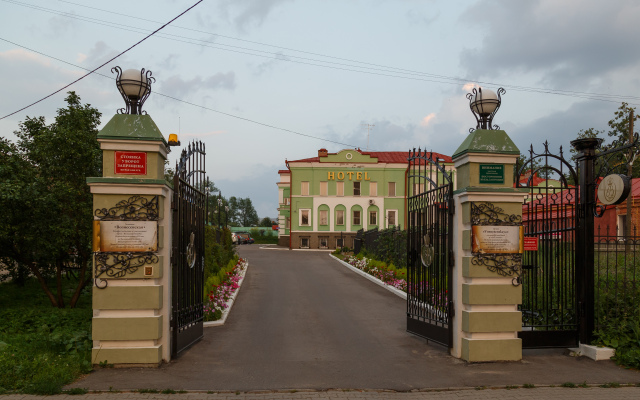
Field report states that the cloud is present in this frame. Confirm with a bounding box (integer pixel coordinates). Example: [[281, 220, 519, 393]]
[[159, 54, 180, 71], [183, 130, 227, 137], [405, 7, 439, 26], [420, 113, 436, 127], [252, 52, 290, 76], [47, 11, 80, 35], [217, 164, 281, 218], [460, 0, 640, 89], [160, 72, 237, 99], [218, 0, 294, 31]]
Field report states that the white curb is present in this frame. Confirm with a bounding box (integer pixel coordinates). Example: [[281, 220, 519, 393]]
[[203, 261, 249, 328], [329, 254, 407, 300]]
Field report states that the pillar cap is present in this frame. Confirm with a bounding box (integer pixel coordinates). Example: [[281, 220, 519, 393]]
[[98, 114, 167, 146], [452, 129, 519, 160]]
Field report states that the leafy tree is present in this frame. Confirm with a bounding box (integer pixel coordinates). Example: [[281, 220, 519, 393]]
[[605, 102, 639, 177], [259, 217, 273, 227], [237, 198, 259, 227], [0, 92, 101, 308]]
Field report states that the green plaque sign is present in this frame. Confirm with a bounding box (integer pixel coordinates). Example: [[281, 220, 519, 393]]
[[479, 164, 504, 184]]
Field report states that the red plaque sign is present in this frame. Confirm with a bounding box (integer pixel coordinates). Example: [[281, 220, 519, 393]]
[[115, 151, 147, 175], [523, 237, 539, 251]]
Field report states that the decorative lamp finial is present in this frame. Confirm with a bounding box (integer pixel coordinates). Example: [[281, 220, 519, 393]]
[[112, 66, 155, 115], [466, 87, 505, 132]]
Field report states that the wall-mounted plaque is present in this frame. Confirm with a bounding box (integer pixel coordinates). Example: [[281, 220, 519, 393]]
[[100, 221, 157, 252], [115, 151, 147, 175], [479, 164, 504, 184], [472, 225, 523, 254], [597, 174, 631, 205]]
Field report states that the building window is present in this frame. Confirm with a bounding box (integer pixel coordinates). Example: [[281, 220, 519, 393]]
[[388, 182, 396, 197], [337, 181, 344, 196], [353, 210, 361, 225], [286, 217, 290, 229], [301, 237, 310, 248], [283, 198, 290, 205], [413, 183, 425, 196], [320, 181, 328, 196], [300, 209, 310, 226], [369, 211, 377, 225], [336, 210, 344, 225], [336, 237, 344, 248], [370, 181, 377, 197], [319, 236, 328, 249], [353, 181, 361, 196], [301, 181, 309, 196], [319, 209, 328, 225], [387, 210, 396, 226]]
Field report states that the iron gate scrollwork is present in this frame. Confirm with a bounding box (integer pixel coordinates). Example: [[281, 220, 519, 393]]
[[406, 149, 454, 347], [516, 142, 579, 348], [172, 141, 207, 357]]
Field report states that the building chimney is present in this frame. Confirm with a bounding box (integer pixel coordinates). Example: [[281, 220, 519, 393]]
[[318, 148, 328, 157]]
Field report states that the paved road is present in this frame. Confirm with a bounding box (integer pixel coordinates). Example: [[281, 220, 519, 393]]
[[68, 246, 640, 391]]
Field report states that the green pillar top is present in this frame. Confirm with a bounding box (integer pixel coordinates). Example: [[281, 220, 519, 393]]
[[98, 114, 167, 146], [452, 129, 519, 160]]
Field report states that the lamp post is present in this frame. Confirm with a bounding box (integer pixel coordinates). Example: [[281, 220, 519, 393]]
[[112, 66, 155, 115], [225, 206, 229, 228], [217, 195, 223, 229], [466, 87, 505, 131]]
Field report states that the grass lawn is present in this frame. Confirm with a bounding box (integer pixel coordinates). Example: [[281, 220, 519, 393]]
[[0, 277, 93, 394]]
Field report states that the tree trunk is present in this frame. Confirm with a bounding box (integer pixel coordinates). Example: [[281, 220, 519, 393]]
[[69, 253, 90, 308], [56, 259, 65, 308], [28, 263, 58, 307]]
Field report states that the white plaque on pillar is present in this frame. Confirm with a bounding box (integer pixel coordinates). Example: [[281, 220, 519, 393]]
[[100, 221, 158, 252], [472, 225, 523, 254]]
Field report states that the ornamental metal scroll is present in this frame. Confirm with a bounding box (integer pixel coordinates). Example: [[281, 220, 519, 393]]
[[471, 202, 523, 286], [471, 202, 521, 226], [94, 252, 158, 289], [95, 195, 159, 221]]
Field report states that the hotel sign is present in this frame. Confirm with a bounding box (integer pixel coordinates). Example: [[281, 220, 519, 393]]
[[327, 171, 371, 181]]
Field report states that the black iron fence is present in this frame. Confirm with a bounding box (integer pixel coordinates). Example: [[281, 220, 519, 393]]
[[353, 226, 407, 268], [594, 225, 640, 331]]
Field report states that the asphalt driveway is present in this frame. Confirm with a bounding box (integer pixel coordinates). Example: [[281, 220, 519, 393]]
[[68, 245, 640, 391]]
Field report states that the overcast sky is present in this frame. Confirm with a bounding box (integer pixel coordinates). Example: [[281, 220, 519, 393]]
[[1, 0, 639, 218]]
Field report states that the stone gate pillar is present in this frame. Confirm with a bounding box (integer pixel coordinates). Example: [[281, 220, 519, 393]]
[[87, 114, 172, 366], [450, 129, 527, 362]]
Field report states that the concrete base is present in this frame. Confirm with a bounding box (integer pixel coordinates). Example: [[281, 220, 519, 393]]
[[569, 343, 615, 361]]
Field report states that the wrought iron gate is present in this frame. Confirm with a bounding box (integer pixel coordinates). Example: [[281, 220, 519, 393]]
[[406, 149, 454, 347], [171, 141, 207, 357], [516, 142, 579, 348]]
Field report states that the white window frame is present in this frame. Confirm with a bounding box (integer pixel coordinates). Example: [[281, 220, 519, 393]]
[[301, 181, 309, 196], [387, 210, 397, 227], [319, 236, 329, 249], [353, 210, 361, 225], [370, 181, 377, 197], [353, 181, 361, 196], [300, 209, 311, 226], [369, 211, 377, 226], [319, 209, 328, 225], [336, 210, 345, 225], [337, 181, 344, 196], [388, 182, 396, 197], [320, 181, 328, 196], [300, 237, 310, 249]]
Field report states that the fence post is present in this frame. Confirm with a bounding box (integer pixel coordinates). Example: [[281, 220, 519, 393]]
[[571, 137, 600, 345]]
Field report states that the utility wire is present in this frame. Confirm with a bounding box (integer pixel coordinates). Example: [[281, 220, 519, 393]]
[[0, 37, 365, 150], [4, 0, 640, 105], [0, 0, 204, 120]]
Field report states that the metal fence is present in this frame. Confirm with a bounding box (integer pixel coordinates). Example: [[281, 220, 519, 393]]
[[594, 225, 640, 331], [352, 226, 407, 267]]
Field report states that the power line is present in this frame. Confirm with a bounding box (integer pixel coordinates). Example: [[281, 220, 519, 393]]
[[0, 0, 204, 120], [0, 37, 365, 150], [3, 0, 640, 105]]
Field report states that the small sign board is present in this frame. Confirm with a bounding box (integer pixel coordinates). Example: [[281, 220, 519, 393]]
[[472, 225, 523, 254], [523, 236, 539, 251], [114, 151, 147, 175], [597, 174, 631, 205], [100, 221, 157, 252], [479, 164, 504, 184]]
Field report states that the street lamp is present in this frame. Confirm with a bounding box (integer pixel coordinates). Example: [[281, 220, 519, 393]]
[[225, 206, 229, 228], [217, 195, 223, 229], [466, 87, 505, 131], [112, 66, 155, 115]]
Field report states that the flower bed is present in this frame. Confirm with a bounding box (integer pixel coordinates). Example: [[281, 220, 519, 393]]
[[343, 255, 407, 292], [204, 257, 248, 322]]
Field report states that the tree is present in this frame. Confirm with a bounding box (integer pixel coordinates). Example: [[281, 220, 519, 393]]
[[0, 92, 101, 308], [605, 103, 639, 177], [260, 217, 273, 227]]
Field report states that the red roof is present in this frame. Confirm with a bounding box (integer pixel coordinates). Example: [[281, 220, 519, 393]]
[[278, 169, 290, 174], [287, 149, 452, 164]]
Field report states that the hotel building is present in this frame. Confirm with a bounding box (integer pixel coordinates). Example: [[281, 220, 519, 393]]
[[277, 148, 454, 249]]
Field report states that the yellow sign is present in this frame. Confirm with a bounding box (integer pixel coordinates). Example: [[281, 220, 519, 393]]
[[327, 171, 371, 181], [472, 225, 524, 254]]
